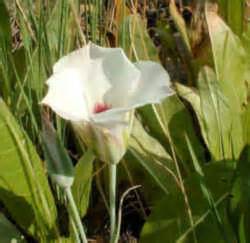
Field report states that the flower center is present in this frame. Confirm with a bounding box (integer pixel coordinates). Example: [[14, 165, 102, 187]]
[[93, 103, 111, 113]]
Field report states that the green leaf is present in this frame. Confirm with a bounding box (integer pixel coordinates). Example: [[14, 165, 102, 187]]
[[42, 114, 74, 188], [196, 67, 235, 159], [0, 99, 57, 238], [118, 14, 159, 61], [229, 145, 250, 242], [217, 0, 244, 36], [140, 95, 205, 167], [140, 161, 236, 243], [206, 3, 247, 111], [0, 213, 26, 242], [177, 66, 244, 160], [0, 1, 13, 101], [128, 118, 177, 197], [185, 135, 229, 242], [72, 150, 94, 217], [0, 1, 11, 49], [169, 0, 191, 53], [241, 103, 250, 145]]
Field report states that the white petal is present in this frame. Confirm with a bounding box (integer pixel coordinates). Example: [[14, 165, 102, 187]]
[[42, 44, 173, 126], [53, 45, 90, 74], [89, 43, 141, 108], [91, 61, 174, 125], [49, 42, 141, 114], [41, 69, 89, 121], [129, 61, 174, 106], [52, 44, 111, 113], [84, 61, 174, 126], [91, 108, 130, 126]]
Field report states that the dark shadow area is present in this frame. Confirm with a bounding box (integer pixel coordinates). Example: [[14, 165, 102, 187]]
[[0, 187, 36, 242]]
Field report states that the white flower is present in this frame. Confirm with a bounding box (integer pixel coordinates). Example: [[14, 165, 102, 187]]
[[41, 42, 174, 163]]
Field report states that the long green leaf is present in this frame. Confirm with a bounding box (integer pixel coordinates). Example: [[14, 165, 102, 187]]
[[217, 0, 245, 36], [177, 66, 244, 160], [72, 150, 94, 217], [118, 14, 159, 61], [128, 118, 177, 197], [206, 3, 247, 110], [140, 95, 205, 167], [140, 161, 235, 243], [229, 145, 250, 242], [0, 213, 26, 242], [0, 99, 57, 239], [185, 134, 228, 242]]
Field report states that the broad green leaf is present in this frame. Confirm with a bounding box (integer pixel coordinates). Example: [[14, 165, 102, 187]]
[[140, 95, 205, 167], [128, 118, 177, 198], [206, 3, 247, 111], [0, 99, 57, 238], [175, 83, 203, 127], [229, 145, 250, 243], [72, 150, 94, 217], [196, 67, 232, 159], [177, 66, 244, 160], [217, 0, 244, 36], [185, 135, 229, 242], [130, 119, 172, 162], [140, 161, 235, 243], [0, 213, 26, 242], [226, 0, 244, 36]]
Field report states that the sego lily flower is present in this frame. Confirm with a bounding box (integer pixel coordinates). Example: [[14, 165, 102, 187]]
[[41, 43, 174, 164]]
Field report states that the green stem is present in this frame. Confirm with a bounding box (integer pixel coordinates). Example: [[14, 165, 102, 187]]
[[109, 163, 117, 243], [70, 217, 81, 243], [66, 188, 88, 243]]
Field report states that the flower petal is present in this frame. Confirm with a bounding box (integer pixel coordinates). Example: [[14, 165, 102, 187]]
[[41, 68, 89, 121], [52, 44, 111, 113], [50, 42, 141, 115], [129, 61, 174, 106], [53, 46, 89, 74], [90, 61, 174, 125], [91, 108, 130, 126], [88, 43, 141, 108]]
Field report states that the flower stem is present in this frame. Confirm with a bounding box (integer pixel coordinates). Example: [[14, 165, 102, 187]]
[[109, 163, 117, 243], [65, 188, 88, 243]]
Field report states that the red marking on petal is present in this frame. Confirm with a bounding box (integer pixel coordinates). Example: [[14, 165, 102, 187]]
[[94, 103, 111, 113]]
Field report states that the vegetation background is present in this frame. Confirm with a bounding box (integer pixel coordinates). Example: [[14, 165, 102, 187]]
[[0, 0, 250, 242]]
